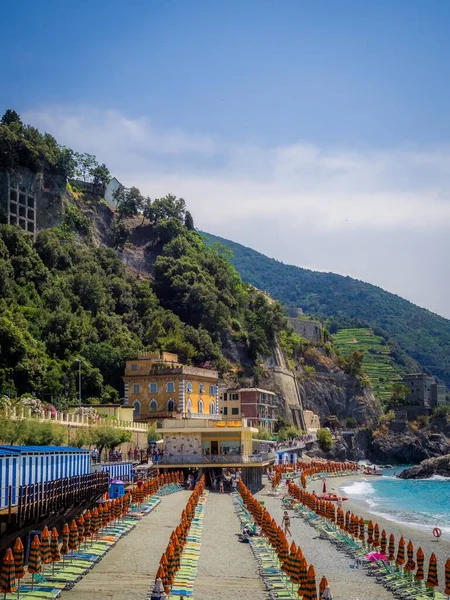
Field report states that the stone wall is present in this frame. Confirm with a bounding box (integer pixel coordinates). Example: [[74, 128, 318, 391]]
[[0, 166, 66, 233], [289, 318, 324, 342], [164, 433, 202, 459]]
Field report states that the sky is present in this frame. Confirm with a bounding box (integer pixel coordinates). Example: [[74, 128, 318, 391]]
[[1, 0, 450, 318]]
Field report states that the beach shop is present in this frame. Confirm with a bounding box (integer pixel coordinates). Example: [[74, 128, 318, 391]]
[[157, 417, 275, 492]]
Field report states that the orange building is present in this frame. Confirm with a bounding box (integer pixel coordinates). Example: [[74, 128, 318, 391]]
[[123, 352, 219, 422]]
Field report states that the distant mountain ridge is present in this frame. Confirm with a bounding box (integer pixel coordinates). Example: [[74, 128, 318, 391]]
[[203, 232, 450, 389]]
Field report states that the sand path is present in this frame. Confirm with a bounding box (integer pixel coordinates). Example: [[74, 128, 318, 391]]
[[194, 492, 268, 599], [259, 492, 395, 600], [61, 490, 192, 600]]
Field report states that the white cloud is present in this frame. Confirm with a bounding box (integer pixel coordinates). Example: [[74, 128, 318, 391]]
[[23, 107, 450, 318]]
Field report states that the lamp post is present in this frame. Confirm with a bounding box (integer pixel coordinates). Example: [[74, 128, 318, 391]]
[[76, 359, 82, 407]]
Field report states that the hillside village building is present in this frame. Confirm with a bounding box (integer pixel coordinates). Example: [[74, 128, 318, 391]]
[[123, 352, 219, 422], [403, 373, 448, 415], [219, 387, 280, 431]]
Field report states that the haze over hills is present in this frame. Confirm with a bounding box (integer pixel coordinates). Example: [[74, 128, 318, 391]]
[[203, 233, 450, 390]]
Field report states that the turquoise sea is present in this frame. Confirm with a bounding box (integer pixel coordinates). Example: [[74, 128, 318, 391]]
[[340, 467, 450, 538]]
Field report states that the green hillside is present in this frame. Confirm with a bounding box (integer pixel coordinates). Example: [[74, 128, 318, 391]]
[[333, 328, 402, 403], [204, 233, 450, 389]]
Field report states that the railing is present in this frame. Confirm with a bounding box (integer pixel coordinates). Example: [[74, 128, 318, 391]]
[[158, 452, 275, 465], [4, 407, 148, 432], [15, 472, 109, 525]]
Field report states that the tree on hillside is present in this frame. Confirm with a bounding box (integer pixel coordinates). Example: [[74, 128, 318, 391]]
[[150, 194, 186, 223], [343, 350, 365, 377], [388, 382, 410, 409], [184, 211, 195, 230], [1, 109, 22, 126], [114, 186, 144, 221], [140, 196, 153, 226], [91, 163, 111, 193], [75, 152, 98, 184], [90, 426, 131, 454]]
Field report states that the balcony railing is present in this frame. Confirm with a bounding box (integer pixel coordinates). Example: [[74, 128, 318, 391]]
[[157, 452, 275, 465]]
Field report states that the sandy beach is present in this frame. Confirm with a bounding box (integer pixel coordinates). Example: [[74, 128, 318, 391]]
[[305, 474, 450, 591]]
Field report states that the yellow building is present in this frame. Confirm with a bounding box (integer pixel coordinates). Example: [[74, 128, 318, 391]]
[[159, 417, 257, 463], [123, 352, 219, 422]]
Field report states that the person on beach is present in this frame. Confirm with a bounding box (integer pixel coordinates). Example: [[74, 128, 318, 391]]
[[219, 478, 224, 494], [282, 510, 291, 536]]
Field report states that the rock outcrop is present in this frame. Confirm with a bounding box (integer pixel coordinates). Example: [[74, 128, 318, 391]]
[[369, 429, 450, 464], [399, 454, 450, 479]]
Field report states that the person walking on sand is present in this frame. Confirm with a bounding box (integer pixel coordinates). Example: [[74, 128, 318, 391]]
[[219, 478, 224, 494], [282, 510, 291, 536]]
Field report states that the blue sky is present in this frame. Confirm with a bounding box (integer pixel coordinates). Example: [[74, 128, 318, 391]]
[[2, 0, 450, 317]]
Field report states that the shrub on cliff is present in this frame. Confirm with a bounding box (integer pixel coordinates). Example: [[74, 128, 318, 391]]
[[317, 428, 333, 451]]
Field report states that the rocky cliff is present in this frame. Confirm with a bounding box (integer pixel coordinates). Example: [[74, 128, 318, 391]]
[[399, 454, 450, 479]]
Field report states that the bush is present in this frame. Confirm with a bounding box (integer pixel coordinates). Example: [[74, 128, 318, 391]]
[[148, 423, 162, 443], [317, 428, 333, 452], [345, 417, 358, 429], [278, 425, 303, 441], [416, 415, 429, 429], [432, 405, 449, 420], [252, 428, 272, 441]]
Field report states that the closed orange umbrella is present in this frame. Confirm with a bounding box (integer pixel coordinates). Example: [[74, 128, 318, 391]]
[[13, 538, 25, 581], [0, 548, 16, 598], [426, 553, 438, 589], [380, 529, 387, 555], [444, 557, 450, 596], [388, 533, 396, 562], [28, 535, 42, 589], [302, 564, 318, 600], [319, 576, 328, 599], [51, 528, 61, 574], [367, 520, 374, 545], [415, 547, 424, 581], [373, 523, 380, 547], [396, 536, 405, 567], [404, 540, 415, 572]]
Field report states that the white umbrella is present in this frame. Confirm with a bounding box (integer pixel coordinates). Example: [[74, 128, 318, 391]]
[[151, 578, 167, 600], [323, 586, 333, 600]]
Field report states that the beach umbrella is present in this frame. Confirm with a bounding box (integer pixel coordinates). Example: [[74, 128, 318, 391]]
[[40, 526, 52, 571], [404, 540, 416, 572], [91, 508, 100, 540], [396, 536, 405, 567], [0, 548, 17, 598], [319, 576, 328, 599], [359, 518, 365, 541], [77, 514, 85, 545], [322, 479, 327, 494], [444, 558, 450, 596], [28, 535, 42, 589], [388, 534, 396, 562], [302, 564, 318, 600], [69, 519, 79, 555], [291, 547, 304, 585], [60, 523, 69, 566], [373, 523, 380, 547], [84, 510, 92, 543], [298, 557, 309, 592], [415, 547, 424, 582], [97, 504, 104, 532], [51, 528, 61, 574], [380, 529, 387, 555], [426, 553, 438, 590], [367, 520, 374, 545], [13, 538, 25, 581], [287, 541, 297, 581]]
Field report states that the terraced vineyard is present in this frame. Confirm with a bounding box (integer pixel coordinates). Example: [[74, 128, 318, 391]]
[[333, 328, 402, 403]]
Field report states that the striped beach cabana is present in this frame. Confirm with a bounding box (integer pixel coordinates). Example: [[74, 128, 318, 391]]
[[99, 462, 133, 482], [0, 446, 90, 509], [0, 447, 20, 509]]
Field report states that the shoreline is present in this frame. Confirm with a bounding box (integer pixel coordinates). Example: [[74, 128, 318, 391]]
[[306, 474, 450, 589]]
